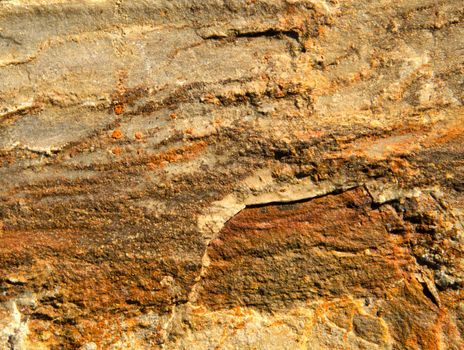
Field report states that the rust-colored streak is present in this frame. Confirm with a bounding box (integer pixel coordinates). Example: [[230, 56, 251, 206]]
[[147, 141, 208, 168]]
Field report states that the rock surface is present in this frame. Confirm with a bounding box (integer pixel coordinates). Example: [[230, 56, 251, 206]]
[[0, 0, 463, 349]]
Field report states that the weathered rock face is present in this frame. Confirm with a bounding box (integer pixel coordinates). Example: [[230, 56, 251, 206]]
[[0, 0, 463, 349]]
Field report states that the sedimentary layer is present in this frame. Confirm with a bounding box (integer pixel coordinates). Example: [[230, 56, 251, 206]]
[[0, 0, 463, 349]]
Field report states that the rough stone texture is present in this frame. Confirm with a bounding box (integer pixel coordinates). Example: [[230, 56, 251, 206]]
[[0, 0, 463, 349]]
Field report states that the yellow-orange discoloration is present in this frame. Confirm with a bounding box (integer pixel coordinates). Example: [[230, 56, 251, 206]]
[[112, 147, 122, 155], [113, 103, 125, 115], [111, 129, 123, 140]]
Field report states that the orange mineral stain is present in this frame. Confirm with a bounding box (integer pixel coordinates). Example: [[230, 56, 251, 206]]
[[147, 141, 207, 169], [111, 129, 123, 140], [113, 103, 125, 115], [112, 147, 122, 155]]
